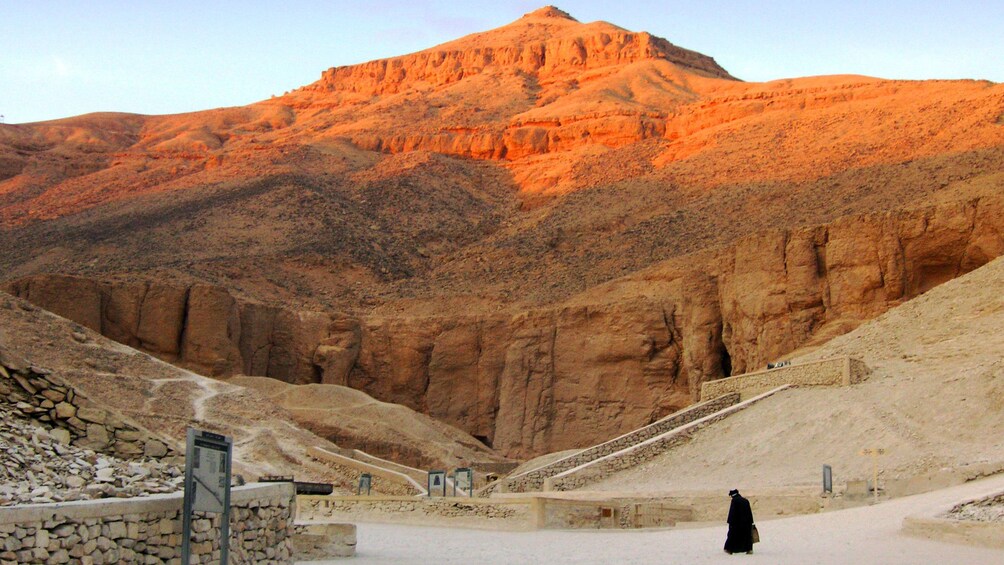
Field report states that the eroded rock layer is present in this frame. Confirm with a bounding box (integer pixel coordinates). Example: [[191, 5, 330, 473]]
[[10, 194, 1001, 458]]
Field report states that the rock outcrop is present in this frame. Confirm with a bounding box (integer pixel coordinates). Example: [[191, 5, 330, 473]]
[[309, 6, 733, 98], [10, 195, 1002, 458]]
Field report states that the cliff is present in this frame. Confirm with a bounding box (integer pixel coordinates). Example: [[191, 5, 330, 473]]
[[9, 194, 1001, 458]]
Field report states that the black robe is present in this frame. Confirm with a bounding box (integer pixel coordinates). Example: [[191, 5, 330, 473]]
[[724, 494, 755, 553]]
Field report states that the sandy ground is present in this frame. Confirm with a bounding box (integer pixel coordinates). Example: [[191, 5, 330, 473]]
[[300, 474, 1004, 564], [587, 256, 1004, 492]]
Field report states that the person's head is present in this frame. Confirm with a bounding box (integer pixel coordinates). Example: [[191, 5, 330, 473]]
[[729, 489, 739, 498]]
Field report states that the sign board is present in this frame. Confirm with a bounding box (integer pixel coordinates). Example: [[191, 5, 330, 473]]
[[182, 428, 233, 565], [453, 468, 473, 497], [427, 470, 447, 497], [859, 447, 886, 504], [822, 464, 833, 494], [358, 473, 372, 496], [189, 433, 231, 512]]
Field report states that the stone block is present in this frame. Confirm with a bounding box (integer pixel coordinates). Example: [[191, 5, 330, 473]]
[[54, 402, 77, 419], [49, 427, 72, 445], [76, 407, 107, 425], [41, 389, 66, 403], [144, 440, 168, 458]]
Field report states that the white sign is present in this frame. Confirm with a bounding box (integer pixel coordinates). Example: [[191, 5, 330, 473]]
[[191, 438, 230, 512], [182, 428, 233, 565]]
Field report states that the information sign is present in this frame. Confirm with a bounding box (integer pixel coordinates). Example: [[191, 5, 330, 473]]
[[453, 467, 473, 497], [358, 473, 372, 496], [427, 470, 447, 497], [182, 428, 233, 565]]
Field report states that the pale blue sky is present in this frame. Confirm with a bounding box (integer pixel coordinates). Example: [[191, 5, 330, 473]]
[[1, 1, 1001, 124]]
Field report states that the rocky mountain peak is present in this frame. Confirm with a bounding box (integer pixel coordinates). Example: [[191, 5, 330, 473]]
[[523, 5, 578, 21]]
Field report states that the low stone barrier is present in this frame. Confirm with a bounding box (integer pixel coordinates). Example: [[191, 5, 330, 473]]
[[0, 482, 295, 564], [497, 393, 741, 494], [546, 386, 790, 491], [700, 357, 869, 401], [297, 496, 534, 530], [0, 353, 176, 462], [292, 523, 356, 559], [533, 496, 693, 529]]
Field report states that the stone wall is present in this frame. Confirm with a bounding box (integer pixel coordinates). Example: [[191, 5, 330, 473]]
[[699, 357, 869, 401], [0, 482, 295, 564], [497, 393, 740, 494], [545, 386, 790, 491], [297, 495, 533, 530], [534, 497, 693, 529], [0, 354, 175, 462]]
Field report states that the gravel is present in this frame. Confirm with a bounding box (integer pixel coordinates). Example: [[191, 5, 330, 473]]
[[0, 402, 183, 506]]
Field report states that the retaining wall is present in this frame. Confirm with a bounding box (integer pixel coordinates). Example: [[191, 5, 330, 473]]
[[498, 393, 741, 494], [700, 357, 869, 401], [307, 447, 423, 496], [0, 355, 176, 462], [297, 495, 533, 530], [546, 386, 790, 491], [0, 482, 296, 564]]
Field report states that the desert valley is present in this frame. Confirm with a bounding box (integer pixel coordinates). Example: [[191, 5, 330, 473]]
[[1, 5, 1003, 564]]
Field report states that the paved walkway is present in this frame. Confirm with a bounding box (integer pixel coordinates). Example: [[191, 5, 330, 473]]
[[301, 475, 1004, 564]]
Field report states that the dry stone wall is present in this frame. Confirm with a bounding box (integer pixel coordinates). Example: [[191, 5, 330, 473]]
[[497, 393, 740, 494], [298, 495, 531, 528], [700, 357, 869, 401], [0, 354, 175, 462], [545, 386, 790, 491], [0, 482, 295, 565]]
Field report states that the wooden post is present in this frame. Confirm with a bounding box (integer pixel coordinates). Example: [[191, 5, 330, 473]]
[[859, 448, 886, 503]]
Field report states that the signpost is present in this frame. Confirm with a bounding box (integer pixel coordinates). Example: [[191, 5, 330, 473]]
[[427, 470, 446, 497], [822, 464, 833, 494], [859, 448, 886, 504], [358, 473, 372, 496], [182, 428, 233, 565], [453, 468, 473, 497]]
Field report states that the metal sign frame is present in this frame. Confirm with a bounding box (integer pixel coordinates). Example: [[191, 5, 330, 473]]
[[822, 464, 833, 494], [358, 473, 372, 496], [182, 428, 233, 565], [427, 470, 446, 497], [453, 467, 473, 497]]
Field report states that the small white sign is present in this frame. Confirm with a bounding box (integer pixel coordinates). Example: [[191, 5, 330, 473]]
[[191, 439, 229, 512]]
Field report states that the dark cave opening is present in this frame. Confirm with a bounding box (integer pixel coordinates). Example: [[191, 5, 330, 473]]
[[720, 343, 733, 378]]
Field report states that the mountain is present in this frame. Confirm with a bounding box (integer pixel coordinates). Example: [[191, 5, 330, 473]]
[[2, 6, 1003, 458]]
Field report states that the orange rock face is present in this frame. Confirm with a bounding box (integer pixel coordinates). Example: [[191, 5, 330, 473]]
[[9, 195, 1002, 457], [2, 7, 1004, 458]]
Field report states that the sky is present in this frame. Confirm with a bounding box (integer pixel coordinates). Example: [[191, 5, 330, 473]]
[[1, 0, 1001, 124]]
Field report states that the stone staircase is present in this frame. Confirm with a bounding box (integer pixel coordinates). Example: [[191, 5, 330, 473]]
[[486, 392, 741, 496], [544, 386, 790, 492]]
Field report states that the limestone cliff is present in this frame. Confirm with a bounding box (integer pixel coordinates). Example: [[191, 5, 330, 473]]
[[10, 195, 1001, 458]]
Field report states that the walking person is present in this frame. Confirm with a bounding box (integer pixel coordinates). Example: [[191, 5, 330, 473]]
[[724, 489, 756, 554]]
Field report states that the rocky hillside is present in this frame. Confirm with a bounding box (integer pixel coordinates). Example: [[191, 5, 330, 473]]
[[586, 254, 1004, 492], [0, 293, 506, 488], [8, 192, 1002, 458], [1, 6, 1003, 458]]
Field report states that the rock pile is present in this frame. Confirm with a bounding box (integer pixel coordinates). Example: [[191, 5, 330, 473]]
[[0, 402, 182, 506], [945, 493, 1004, 523]]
